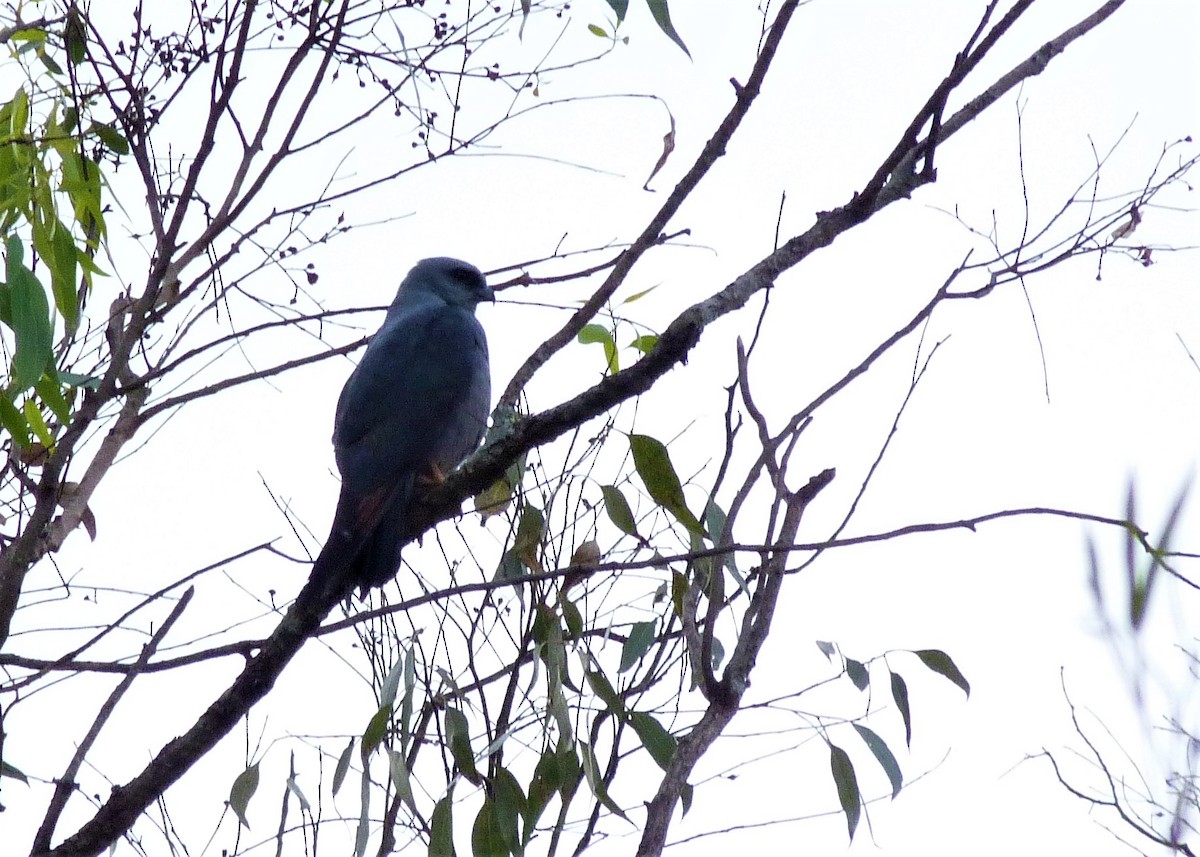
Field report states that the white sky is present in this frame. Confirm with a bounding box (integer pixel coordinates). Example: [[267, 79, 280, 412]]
[[4, 1, 1199, 855]]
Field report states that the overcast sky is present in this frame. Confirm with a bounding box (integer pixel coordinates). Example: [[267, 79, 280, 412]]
[[4, 1, 1199, 855]]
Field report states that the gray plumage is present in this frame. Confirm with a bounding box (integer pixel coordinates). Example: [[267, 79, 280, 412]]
[[311, 257, 492, 593]]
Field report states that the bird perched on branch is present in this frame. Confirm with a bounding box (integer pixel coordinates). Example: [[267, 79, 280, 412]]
[[310, 257, 493, 595]]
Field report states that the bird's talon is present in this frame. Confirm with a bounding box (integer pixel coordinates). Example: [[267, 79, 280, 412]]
[[418, 462, 449, 485]]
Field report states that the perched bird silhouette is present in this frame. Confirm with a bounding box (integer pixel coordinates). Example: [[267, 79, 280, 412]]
[[311, 257, 493, 594]]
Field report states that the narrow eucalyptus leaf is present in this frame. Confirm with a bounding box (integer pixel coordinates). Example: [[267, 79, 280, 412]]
[[229, 762, 260, 829], [829, 744, 861, 840]]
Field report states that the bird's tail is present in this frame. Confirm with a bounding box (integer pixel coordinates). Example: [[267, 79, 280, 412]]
[[349, 475, 416, 592], [307, 502, 362, 604], [307, 474, 416, 599]]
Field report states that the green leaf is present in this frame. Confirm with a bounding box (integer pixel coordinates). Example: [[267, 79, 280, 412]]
[[555, 746, 582, 800], [90, 122, 129, 156], [229, 762, 260, 829], [445, 708, 481, 784], [429, 793, 456, 857], [0, 759, 29, 783], [561, 597, 583, 638], [578, 323, 618, 373], [23, 398, 53, 448], [829, 744, 861, 841], [332, 737, 354, 796], [471, 796, 508, 857], [579, 740, 628, 821], [587, 23, 609, 38], [514, 504, 545, 572], [527, 748, 581, 840], [76, 246, 107, 280], [357, 770, 373, 854], [670, 571, 687, 618], [585, 667, 625, 719], [619, 621, 655, 672], [702, 498, 727, 543], [601, 484, 640, 538], [852, 723, 903, 798], [7, 235, 53, 391], [65, 9, 87, 65], [9, 86, 29, 136], [644, 0, 691, 57], [603, 0, 629, 21], [388, 750, 417, 812], [60, 152, 106, 245], [525, 751, 560, 842], [914, 649, 970, 697], [629, 434, 704, 537], [545, 646, 571, 747], [0, 396, 32, 447], [6, 28, 46, 44], [702, 498, 747, 595], [630, 711, 676, 770], [629, 334, 658, 354], [47, 218, 79, 330], [35, 374, 72, 424], [58, 370, 99, 390], [38, 50, 63, 76], [844, 658, 869, 691], [490, 767, 526, 854], [621, 284, 658, 304], [475, 476, 513, 521], [362, 703, 392, 758], [380, 654, 405, 708], [400, 647, 417, 747], [494, 548, 525, 585], [531, 603, 553, 646], [890, 671, 912, 746]]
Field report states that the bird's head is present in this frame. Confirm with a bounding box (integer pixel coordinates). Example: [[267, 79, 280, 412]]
[[398, 257, 494, 309]]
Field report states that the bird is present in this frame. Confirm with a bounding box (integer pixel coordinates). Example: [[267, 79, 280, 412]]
[[310, 257, 493, 595]]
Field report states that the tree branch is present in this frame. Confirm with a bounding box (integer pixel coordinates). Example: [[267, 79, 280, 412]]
[[497, 0, 807, 408], [31, 589, 194, 853], [636, 469, 833, 856]]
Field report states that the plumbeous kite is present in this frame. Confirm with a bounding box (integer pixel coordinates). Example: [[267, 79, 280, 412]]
[[311, 257, 493, 594]]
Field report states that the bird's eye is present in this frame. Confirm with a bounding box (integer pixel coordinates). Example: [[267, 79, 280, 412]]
[[449, 267, 484, 289]]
